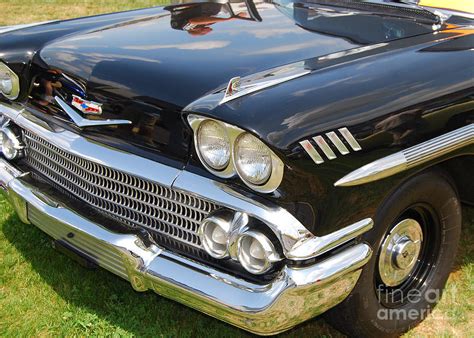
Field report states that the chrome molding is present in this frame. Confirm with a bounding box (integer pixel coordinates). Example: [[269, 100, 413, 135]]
[[219, 61, 311, 105], [299, 140, 324, 164], [339, 127, 362, 151], [301, 127, 361, 164], [55, 96, 132, 128], [0, 156, 373, 334], [335, 124, 474, 187], [313, 135, 337, 160], [287, 218, 374, 260], [326, 131, 350, 155]]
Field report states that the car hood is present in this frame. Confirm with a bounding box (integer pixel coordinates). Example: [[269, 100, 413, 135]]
[[36, 3, 364, 107], [26, 0, 438, 165]]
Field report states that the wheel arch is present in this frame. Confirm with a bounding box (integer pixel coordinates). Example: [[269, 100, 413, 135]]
[[437, 155, 474, 206]]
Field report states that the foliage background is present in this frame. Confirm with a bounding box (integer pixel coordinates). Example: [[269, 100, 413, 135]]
[[0, 0, 473, 336]]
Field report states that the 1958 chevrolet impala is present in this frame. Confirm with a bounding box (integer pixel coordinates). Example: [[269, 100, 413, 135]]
[[0, 0, 473, 335]]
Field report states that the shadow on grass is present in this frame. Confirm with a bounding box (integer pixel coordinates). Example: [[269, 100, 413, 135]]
[[2, 207, 472, 337]]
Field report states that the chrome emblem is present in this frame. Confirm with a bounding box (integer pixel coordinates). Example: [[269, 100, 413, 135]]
[[72, 95, 103, 115], [55, 96, 132, 128], [222, 77, 241, 102]]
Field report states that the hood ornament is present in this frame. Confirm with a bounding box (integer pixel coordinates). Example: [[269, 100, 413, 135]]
[[219, 62, 311, 105], [55, 96, 132, 128]]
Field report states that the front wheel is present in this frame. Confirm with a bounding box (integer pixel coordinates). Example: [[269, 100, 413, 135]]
[[326, 170, 462, 337]]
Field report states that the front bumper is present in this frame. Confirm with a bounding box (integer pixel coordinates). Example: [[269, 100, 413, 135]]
[[1, 156, 372, 335]]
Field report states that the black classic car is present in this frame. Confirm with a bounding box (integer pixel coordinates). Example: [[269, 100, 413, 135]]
[[0, 0, 473, 335]]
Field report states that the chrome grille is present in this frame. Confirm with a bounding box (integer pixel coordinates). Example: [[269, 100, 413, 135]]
[[23, 130, 219, 250]]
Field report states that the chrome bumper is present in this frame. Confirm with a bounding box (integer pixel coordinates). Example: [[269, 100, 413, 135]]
[[0, 157, 372, 335]]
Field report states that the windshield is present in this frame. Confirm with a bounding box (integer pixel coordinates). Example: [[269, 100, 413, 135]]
[[273, 0, 441, 44]]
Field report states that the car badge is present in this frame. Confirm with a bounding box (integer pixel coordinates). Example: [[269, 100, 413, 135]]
[[55, 96, 132, 128], [72, 95, 103, 115]]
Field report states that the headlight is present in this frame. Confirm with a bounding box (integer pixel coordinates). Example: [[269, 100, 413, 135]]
[[0, 63, 20, 100], [234, 133, 272, 186], [188, 115, 284, 193], [237, 231, 280, 274], [197, 120, 231, 171]]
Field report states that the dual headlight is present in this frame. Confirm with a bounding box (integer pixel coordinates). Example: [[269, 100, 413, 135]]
[[189, 115, 284, 193], [0, 62, 20, 100]]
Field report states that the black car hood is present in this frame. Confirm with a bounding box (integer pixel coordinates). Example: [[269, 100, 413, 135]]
[[36, 4, 360, 107], [25, 0, 438, 166]]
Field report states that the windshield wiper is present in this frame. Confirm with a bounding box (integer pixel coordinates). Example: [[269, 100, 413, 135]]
[[305, 0, 443, 25]]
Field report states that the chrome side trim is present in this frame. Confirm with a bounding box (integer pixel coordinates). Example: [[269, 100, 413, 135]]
[[299, 140, 324, 164], [339, 127, 362, 151], [0, 158, 373, 334], [335, 124, 474, 187], [326, 131, 350, 155], [313, 135, 337, 160], [301, 127, 362, 164], [55, 96, 132, 127]]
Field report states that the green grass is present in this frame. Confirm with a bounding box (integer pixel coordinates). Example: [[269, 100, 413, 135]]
[[0, 1, 473, 336], [0, 0, 169, 25], [0, 196, 472, 336]]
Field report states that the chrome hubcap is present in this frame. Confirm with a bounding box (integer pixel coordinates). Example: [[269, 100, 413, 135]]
[[378, 219, 423, 287]]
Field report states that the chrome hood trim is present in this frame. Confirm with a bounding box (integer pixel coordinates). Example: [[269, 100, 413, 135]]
[[219, 62, 311, 105]]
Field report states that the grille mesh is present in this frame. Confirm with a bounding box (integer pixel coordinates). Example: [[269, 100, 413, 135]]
[[23, 130, 219, 250]]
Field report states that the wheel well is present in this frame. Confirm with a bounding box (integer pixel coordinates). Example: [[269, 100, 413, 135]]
[[438, 155, 474, 206]]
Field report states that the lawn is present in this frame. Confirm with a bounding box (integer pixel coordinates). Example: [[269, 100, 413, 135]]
[[0, 1, 473, 336]]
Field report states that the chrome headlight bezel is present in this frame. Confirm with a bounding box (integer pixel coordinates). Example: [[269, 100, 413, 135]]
[[188, 114, 284, 193], [0, 62, 20, 100]]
